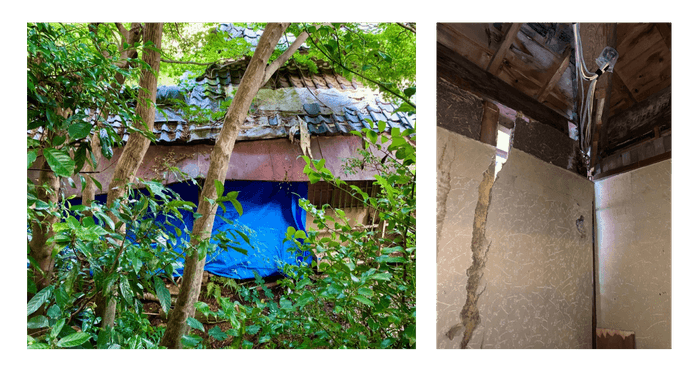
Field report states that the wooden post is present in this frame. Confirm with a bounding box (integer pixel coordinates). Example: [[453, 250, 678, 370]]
[[480, 100, 500, 146]]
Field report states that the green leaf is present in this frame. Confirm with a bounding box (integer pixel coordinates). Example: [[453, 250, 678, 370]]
[[231, 199, 243, 217], [245, 325, 261, 335], [181, 334, 202, 348], [68, 120, 91, 140], [43, 148, 75, 178], [234, 229, 251, 246], [89, 176, 102, 192], [380, 338, 395, 348], [57, 332, 91, 348], [27, 150, 38, 169], [27, 343, 50, 349], [308, 171, 321, 184], [214, 180, 224, 198], [187, 317, 205, 332], [403, 86, 416, 98], [376, 255, 406, 264], [352, 295, 375, 307], [208, 326, 228, 341], [27, 285, 53, 316], [367, 129, 378, 144], [27, 315, 49, 329], [119, 278, 134, 305], [50, 319, 65, 340], [369, 272, 392, 281], [357, 287, 374, 298], [296, 291, 314, 309], [153, 276, 171, 316], [294, 230, 307, 240]]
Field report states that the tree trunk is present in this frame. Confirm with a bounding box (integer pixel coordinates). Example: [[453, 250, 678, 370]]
[[99, 22, 163, 328], [28, 158, 60, 293], [159, 22, 293, 349], [81, 131, 103, 219]]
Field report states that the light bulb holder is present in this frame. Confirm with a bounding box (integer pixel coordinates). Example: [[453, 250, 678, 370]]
[[596, 46, 619, 73]]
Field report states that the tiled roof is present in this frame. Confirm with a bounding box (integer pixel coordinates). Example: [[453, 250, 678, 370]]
[[29, 36, 415, 145], [196, 57, 361, 98], [136, 98, 412, 143]]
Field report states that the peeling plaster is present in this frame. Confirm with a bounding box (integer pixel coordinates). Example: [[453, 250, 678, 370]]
[[449, 159, 496, 348], [436, 141, 455, 254]]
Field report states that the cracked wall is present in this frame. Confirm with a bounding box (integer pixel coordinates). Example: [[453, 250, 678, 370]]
[[594, 159, 671, 349], [437, 128, 594, 349]]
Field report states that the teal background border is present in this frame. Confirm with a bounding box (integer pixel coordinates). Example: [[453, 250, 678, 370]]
[[0, 0, 700, 373]]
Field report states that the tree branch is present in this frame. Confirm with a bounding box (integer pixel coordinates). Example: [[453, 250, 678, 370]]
[[161, 59, 213, 66], [305, 31, 415, 108], [261, 23, 334, 88], [395, 22, 416, 34]]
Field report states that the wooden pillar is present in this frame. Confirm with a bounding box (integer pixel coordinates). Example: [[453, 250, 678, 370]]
[[480, 100, 499, 146]]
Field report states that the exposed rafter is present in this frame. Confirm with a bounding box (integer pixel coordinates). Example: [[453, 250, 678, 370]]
[[535, 46, 571, 102], [438, 41, 571, 136], [486, 23, 522, 75]]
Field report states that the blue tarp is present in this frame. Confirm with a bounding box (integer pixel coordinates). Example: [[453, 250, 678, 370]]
[[162, 180, 309, 279], [73, 180, 309, 279]]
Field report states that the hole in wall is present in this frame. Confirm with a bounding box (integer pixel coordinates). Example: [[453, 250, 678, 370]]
[[494, 125, 512, 176]]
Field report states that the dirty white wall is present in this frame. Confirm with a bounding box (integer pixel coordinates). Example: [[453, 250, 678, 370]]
[[594, 159, 671, 348], [437, 127, 594, 348], [436, 127, 495, 348]]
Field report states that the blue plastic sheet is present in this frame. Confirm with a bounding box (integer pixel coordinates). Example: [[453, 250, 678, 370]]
[[71, 180, 309, 279], [165, 180, 309, 278]]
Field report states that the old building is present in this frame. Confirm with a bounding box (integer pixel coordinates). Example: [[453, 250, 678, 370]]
[[28, 25, 414, 280]]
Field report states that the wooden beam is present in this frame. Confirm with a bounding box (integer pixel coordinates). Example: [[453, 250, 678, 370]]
[[593, 150, 670, 181], [437, 42, 571, 136], [535, 46, 571, 102], [486, 23, 522, 75], [480, 100, 499, 146], [603, 85, 671, 156], [655, 23, 671, 51]]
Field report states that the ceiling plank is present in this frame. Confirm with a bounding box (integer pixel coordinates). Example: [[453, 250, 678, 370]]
[[593, 150, 670, 181], [535, 46, 571, 102], [486, 23, 522, 75], [437, 41, 570, 136], [437, 23, 494, 70], [602, 85, 671, 156], [655, 23, 671, 51]]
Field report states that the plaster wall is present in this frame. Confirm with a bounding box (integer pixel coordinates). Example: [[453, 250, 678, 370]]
[[437, 127, 594, 348], [594, 159, 671, 348]]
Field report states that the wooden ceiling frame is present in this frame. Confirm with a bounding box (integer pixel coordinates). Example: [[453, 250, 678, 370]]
[[437, 41, 571, 136], [535, 45, 571, 102], [486, 23, 522, 75], [655, 23, 671, 51]]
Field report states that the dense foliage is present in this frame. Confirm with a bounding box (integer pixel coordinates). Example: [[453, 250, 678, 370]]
[[184, 122, 416, 348], [27, 22, 416, 349]]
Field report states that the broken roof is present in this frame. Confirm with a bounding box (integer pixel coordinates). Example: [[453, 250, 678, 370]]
[[63, 56, 414, 144]]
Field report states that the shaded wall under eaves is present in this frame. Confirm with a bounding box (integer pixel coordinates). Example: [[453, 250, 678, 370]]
[[28, 136, 382, 199], [437, 127, 594, 348]]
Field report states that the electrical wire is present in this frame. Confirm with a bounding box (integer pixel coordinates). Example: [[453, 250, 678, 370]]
[[572, 23, 601, 155]]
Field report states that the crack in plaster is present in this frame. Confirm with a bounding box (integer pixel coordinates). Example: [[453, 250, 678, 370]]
[[446, 159, 497, 348], [436, 140, 455, 255]]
